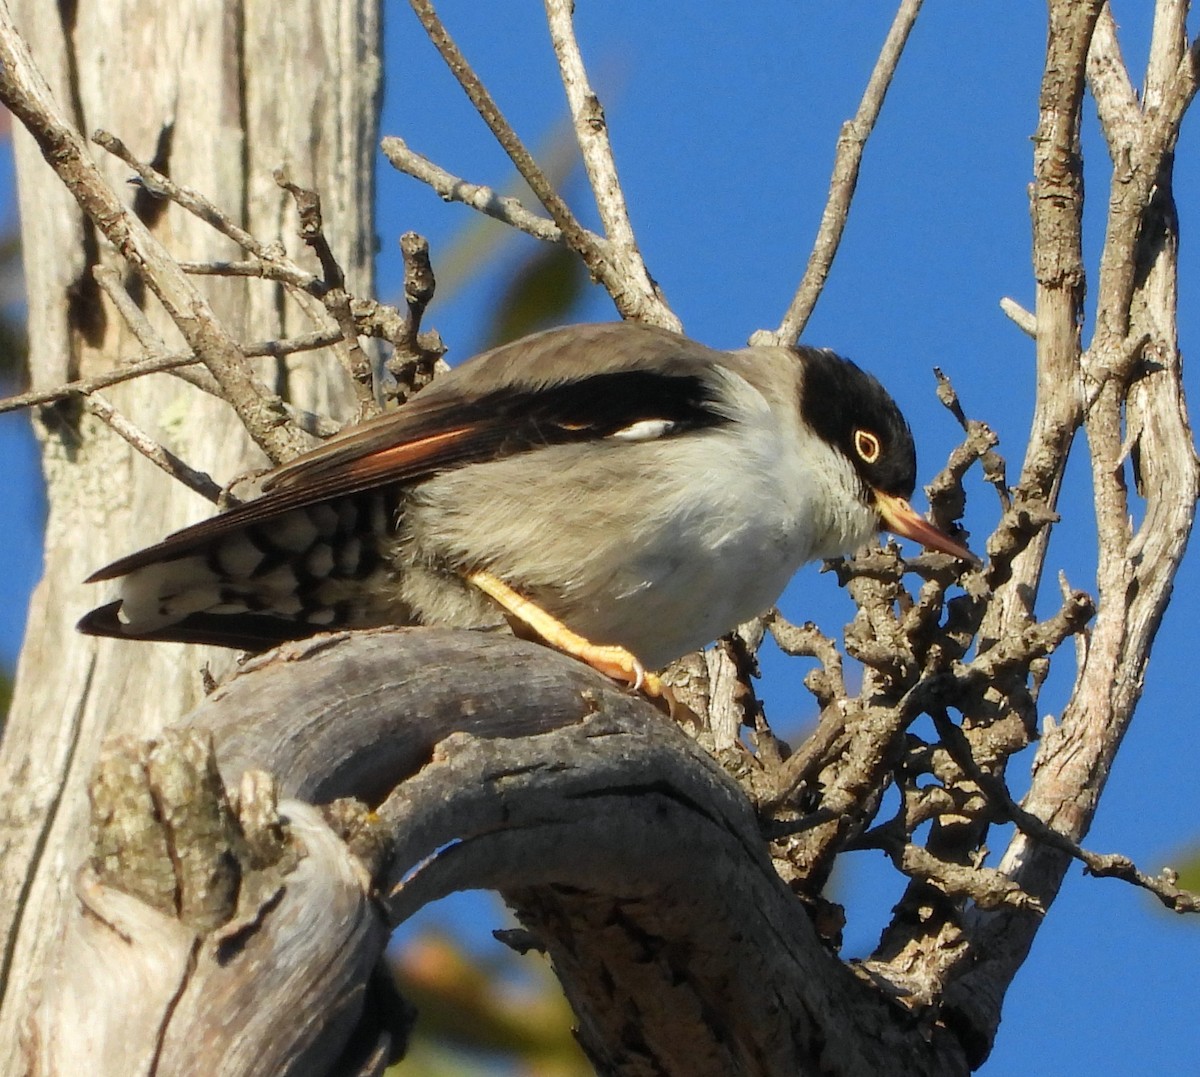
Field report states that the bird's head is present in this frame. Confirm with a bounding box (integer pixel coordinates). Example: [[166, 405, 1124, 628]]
[[795, 347, 977, 565]]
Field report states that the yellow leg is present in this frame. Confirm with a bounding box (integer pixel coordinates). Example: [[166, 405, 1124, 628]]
[[466, 570, 663, 698]]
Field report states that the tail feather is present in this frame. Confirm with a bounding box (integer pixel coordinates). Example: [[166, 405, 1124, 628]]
[[79, 493, 402, 650], [76, 600, 326, 651]]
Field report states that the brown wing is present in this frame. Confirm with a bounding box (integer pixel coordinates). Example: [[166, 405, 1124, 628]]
[[85, 402, 486, 583], [86, 325, 732, 585]]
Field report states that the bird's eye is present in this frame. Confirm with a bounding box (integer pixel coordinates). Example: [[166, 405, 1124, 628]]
[[854, 429, 881, 463]]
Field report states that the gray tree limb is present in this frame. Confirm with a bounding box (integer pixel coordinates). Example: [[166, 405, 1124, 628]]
[[32, 630, 969, 1077]]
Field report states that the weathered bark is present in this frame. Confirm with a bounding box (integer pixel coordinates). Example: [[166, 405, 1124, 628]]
[[29, 629, 968, 1077], [0, 0, 380, 1063]]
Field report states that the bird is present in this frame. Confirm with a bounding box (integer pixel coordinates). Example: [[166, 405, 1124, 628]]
[[78, 321, 976, 694]]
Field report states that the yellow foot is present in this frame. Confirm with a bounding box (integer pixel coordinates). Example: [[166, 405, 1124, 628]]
[[466, 570, 663, 698]]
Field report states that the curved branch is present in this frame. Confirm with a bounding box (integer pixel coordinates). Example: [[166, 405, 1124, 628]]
[[203, 630, 972, 1075]]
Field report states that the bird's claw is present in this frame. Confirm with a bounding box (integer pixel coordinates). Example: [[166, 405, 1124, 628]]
[[466, 569, 662, 699]]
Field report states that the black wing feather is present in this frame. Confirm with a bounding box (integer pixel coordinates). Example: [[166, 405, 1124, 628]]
[[86, 366, 730, 584], [76, 600, 319, 650]]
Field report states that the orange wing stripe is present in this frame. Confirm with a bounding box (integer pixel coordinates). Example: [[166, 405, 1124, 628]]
[[338, 427, 474, 481], [268, 423, 475, 489]]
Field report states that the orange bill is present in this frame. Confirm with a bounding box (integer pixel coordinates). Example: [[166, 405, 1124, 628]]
[[874, 491, 980, 565]]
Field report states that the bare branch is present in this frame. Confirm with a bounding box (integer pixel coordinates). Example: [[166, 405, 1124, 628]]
[[405, 0, 578, 230], [999, 296, 1037, 337], [1144, 0, 1192, 113], [930, 709, 1200, 914], [978, 0, 1100, 637], [543, 0, 652, 277], [404, 0, 680, 329], [945, 3, 1198, 1053], [766, 612, 847, 705], [754, 0, 924, 346], [95, 130, 372, 352], [1086, 5, 1140, 153], [373, 231, 447, 408], [175, 259, 306, 281], [896, 844, 1044, 913], [82, 394, 223, 503], [92, 130, 315, 287], [380, 135, 564, 243], [97, 130, 375, 373], [959, 589, 1094, 688], [97, 129, 251, 239], [0, 23, 306, 463], [92, 264, 165, 352], [0, 329, 344, 415], [91, 264, 226, 398], [399, 232, 435, 332], [275, 170, 377, 417], [764, 702, 849, 810]]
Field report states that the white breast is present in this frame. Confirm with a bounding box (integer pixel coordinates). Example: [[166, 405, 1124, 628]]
[[588, 372, 876, 665], [404, 362, 878, 670]]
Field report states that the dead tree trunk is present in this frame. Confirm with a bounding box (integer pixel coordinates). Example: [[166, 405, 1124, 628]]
[[0, 0, 380, 1063]]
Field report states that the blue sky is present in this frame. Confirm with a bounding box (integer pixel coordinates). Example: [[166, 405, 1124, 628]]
[[3, 4, 1198, 1073]]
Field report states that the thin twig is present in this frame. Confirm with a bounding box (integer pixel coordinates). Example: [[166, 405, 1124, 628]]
[[97, 129, 403, 420], [380, 136, 564, 243], [275, 170, 376, 416], [92, 265, 165, 353], [999, 297, 1037, 338], [404, 0, 590, 244], [764, 702, 851, 809], [400, 232, 435, 334], [275, 170, 344, 290], [84, 394, 222, 503], [894, 842, 1044, 913], [931, 709, 1200, 913], [404, 0, 679, 329], [93, 264, 224, 396], [176, 259, 314, 285], [95, 131, 280, 267], [96, 131, 347, 350], [756, 0, 924, 346], [543, 0, 648, 269], [96, 131, 341, 347], [959, 590, 1094, 687], [282, 406, 342, 440], [925, 375, 1007, 519], [0, 330, 344, 415], [764, 612, 846, 704]]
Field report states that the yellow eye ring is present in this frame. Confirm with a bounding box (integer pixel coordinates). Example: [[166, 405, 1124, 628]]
[[854, 429, 881, 464]]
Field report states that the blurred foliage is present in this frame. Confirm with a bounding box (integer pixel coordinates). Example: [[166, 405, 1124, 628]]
[[1170, 848, 1200, 898], [482, 241, 589, 349], [0, 228, 27, 387], [385, 931, 591, 1077]]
